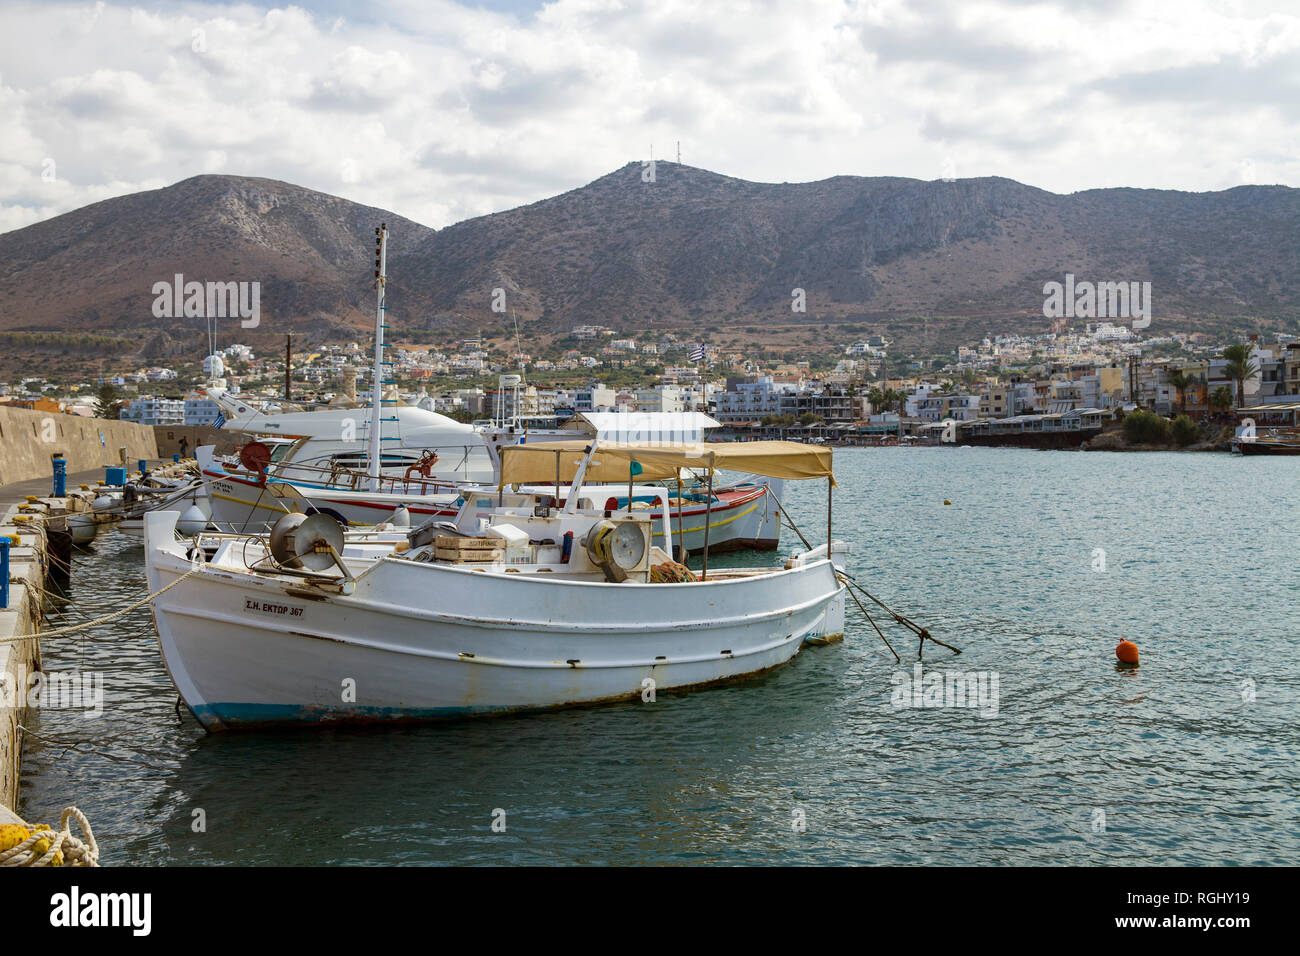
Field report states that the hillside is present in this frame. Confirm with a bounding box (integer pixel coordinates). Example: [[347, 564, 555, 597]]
[[0, 165, 1296, 370]]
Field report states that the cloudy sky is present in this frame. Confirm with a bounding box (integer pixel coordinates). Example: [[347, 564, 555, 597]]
[[1, 0, 1296, 234]]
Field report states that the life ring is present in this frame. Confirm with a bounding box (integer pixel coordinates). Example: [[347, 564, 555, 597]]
[[405, 450, 439, 481]]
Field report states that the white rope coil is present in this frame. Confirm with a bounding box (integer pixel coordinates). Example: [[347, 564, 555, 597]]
[[0, 807, 99, 867]]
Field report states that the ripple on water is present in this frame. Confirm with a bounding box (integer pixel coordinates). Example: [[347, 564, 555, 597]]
[[17, 449, 1300, 865]]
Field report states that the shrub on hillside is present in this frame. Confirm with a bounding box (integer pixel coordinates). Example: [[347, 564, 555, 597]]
[[1123, 410, 1172, 445], [1171, 415, 1201, 447]]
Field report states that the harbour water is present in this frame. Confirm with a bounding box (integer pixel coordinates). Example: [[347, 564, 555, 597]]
[[17, 448, 1299, 865]]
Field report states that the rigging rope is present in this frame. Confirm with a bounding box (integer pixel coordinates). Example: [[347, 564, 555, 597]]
[[0, 567, 201, 643]]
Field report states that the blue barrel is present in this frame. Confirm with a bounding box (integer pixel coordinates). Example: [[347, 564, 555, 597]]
[[138, 458, 147, 475], [52, 457, 66, 497], [173, 453, 181, 464], [105, 466, 127, 486]]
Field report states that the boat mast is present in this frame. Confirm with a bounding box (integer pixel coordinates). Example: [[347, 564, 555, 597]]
[[368, 223, 388, 491]]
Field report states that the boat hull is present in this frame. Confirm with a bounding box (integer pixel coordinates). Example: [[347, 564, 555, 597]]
[[145, 521, 841, 731], [952, 428, 1102, 449], [1235, 440, 1300, 456]]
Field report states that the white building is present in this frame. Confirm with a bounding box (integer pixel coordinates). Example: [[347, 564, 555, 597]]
[[575, 384, 617, 413], [121, 398, 184, 425], [712, 376, 800, 423], [184, 398, 223, 426], [634, 385, 685, 413]]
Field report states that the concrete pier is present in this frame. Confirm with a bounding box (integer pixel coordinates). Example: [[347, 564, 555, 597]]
[[0, 470, 105, 813], [1, 505, 47, 812]]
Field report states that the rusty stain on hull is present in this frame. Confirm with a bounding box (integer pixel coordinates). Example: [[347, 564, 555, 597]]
[[284, 587, 330, 601]]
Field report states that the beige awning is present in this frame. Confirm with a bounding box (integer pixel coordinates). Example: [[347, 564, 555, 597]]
[[498, 439, 835, 487]]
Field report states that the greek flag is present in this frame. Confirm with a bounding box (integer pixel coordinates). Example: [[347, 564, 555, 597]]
[[213, 412, 226, 430], [689, 344, 706, 362]]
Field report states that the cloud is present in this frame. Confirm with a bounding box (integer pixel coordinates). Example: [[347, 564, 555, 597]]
[[0, 0, 1297, 235]]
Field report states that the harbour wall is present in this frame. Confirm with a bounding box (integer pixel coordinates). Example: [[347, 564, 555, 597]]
[[152, 424, 240, 460], [0, 406, 158, 486], [0, 506, 47, 811], [0, 489, 100, 813]]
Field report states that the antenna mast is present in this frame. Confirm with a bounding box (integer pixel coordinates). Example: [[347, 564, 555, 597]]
[[512, 309, 524, 371], [367, 223, 388, 491]]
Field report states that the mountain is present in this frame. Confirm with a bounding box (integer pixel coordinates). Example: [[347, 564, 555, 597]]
[[1, 166, 1297, 362], [0, 175, 433, 341], [390, 163, 1299, 343]]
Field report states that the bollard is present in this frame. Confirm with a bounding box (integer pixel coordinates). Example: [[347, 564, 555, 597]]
[[0, 536, 9, 610], [52, 455, 67, 497]]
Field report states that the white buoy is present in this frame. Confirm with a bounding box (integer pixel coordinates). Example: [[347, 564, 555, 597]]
[[92, 494, 117, 511], [177, 505, 208, 537], [67, 513, 97, 545], [390, 506, 411, 528]]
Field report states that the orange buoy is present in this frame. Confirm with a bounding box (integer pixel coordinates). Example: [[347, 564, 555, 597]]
[[1116, 640, 1139, 665]]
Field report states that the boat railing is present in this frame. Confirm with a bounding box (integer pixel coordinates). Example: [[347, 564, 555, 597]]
[[214, 445, 483, 496]]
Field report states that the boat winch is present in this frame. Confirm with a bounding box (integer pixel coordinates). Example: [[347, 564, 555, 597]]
[[269, 512, 345, 572], [583, 519, 649, 583]]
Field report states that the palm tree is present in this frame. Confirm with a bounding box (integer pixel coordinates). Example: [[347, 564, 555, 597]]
[[1210, 386, 1234, 413], [1222, 344, 1258, 410], [1167, 370, 1191, 416]]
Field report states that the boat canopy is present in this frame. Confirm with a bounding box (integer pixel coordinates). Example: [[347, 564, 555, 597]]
[[498, 439, 835, 487]]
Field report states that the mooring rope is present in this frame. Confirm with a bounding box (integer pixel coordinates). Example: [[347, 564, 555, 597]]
[[0, 806, 99, 867], [836, 568, 962, 658], [763, 486, 958, 660], [0, 567, 201, 643]]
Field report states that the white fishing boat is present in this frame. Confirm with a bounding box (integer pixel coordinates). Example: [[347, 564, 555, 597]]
[[198, 437, 783, 554], [204, 387, 498, 484], [144, 440, 845, 730]]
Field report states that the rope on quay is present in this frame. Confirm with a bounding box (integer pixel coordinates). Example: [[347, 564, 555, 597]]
[[24, 575, 152, 619], [0, 807, 99, 867], [0, 568, 202, 643]]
